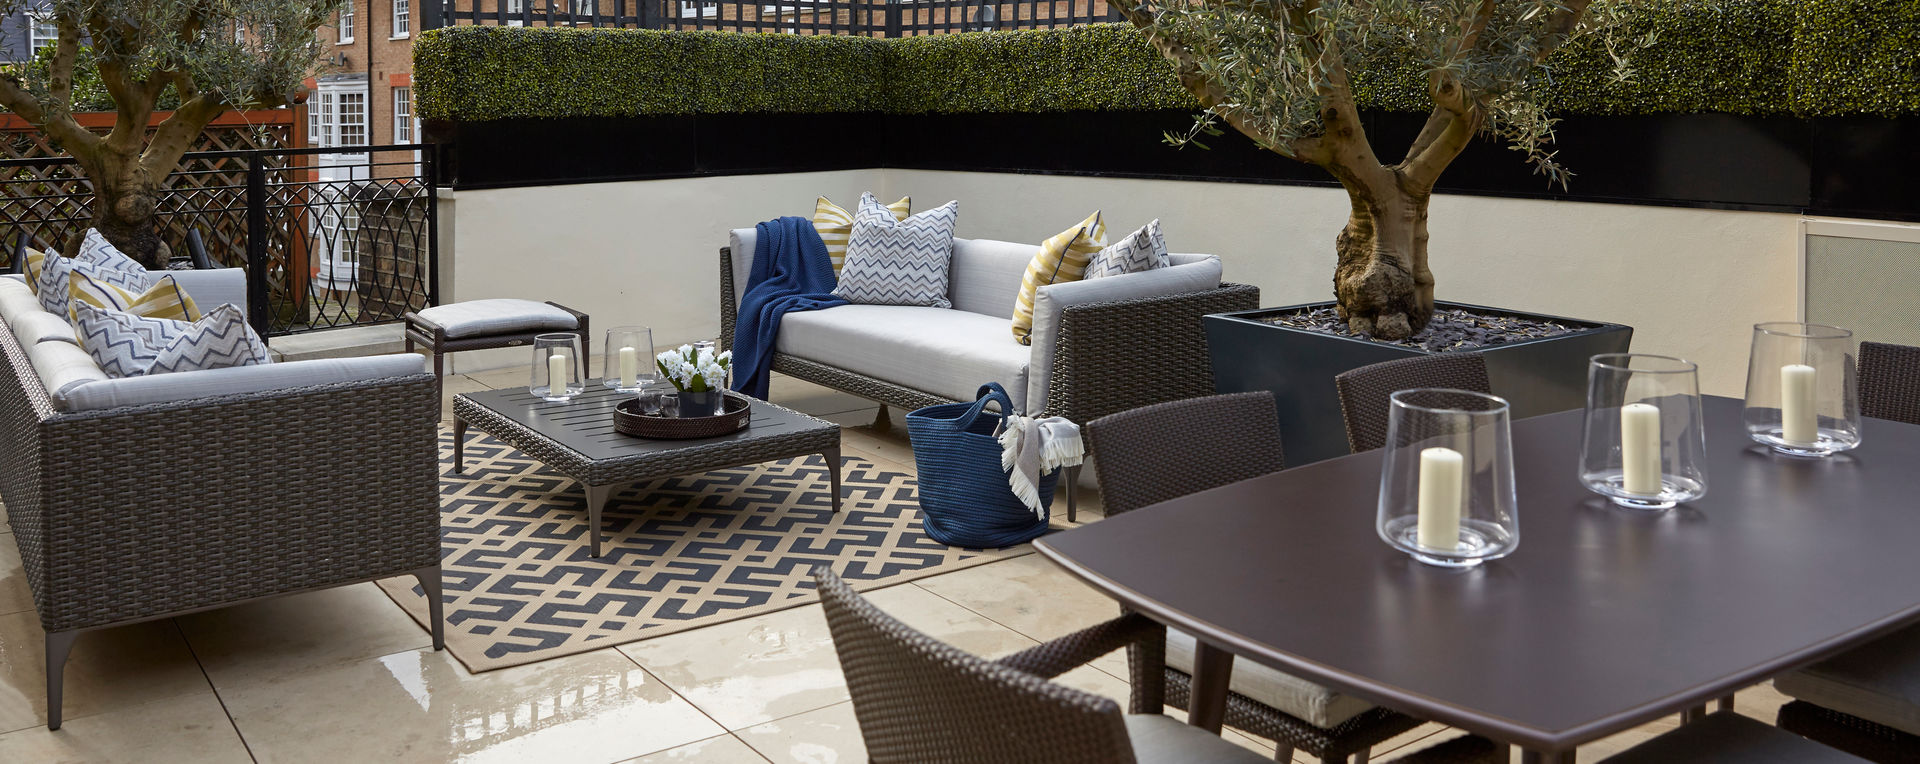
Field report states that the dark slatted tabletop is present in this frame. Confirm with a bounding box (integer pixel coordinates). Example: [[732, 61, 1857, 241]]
[[457, 382, 836, 462]]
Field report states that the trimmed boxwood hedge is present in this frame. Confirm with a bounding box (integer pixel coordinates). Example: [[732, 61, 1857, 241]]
[[415, 4, 1919, 123]]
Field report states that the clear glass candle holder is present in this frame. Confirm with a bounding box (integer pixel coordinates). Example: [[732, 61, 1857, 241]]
[[1376, 389, 1520, 568], [604, 326, 657, 392], [530, 333, 584, 402], [1579, 354, 1709, 510], [1743, 322, 1860, 457]]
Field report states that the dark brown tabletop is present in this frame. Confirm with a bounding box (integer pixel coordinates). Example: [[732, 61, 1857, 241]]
[[1037, 395, 1920, 754]]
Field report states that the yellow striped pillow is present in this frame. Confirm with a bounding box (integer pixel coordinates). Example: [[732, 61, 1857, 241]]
[[21, 247, 48, 293], [68, 271, 200, 323], [814, 195, 909, 274], [1012, 211, 1106, 345]]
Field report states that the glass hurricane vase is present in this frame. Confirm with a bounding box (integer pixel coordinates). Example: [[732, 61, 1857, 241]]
[[1579, 354, 1709, 510], [604, 326, 657, 392], [1376, 389, 1520, 569], [1742, 322, 1860, 457], [529, 333, 584, 402]]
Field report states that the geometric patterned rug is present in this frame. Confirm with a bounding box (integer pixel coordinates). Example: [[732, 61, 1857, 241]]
[[377, 429, 1034, 671]]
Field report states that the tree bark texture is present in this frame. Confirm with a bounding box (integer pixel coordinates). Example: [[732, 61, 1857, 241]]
[[1333, 183, 1435, 340]]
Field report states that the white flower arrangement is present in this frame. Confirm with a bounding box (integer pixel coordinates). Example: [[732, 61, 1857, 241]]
[[656, 345, 732, 393]]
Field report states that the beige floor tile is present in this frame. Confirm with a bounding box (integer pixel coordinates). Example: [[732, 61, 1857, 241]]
[[914, 554, 1132, 679], [0, 691, 252, 764], [440, 373, 499, 421], [617, 602, 845, 732], [462, 366, 533, 391], [179, 582, 434, 687], [621, 733, 770, 763], [0, 536, 33, 616], [0, 612, 212, 734], [736, 701, 865, 764], [620, 582, 1039, 731], [222, 646, 723, 764]]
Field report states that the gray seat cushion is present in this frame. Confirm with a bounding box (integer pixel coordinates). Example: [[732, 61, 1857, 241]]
[[1123, 713, 1272, 763], [1598, 710, 1866, 763], [775, 304, 1032, 411], [416, 299, 578, 339], [1776, 623, 1920, 736], [1167, 628, 1374, 729], [61, 354, 428, 411], [12, 310, 76, 346], [0, 276, 40, 326]]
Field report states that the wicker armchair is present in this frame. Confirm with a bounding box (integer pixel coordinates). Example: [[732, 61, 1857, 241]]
[[813, 566, 1268, 763], [0, 322, 446, 730], [1084, 393, 1429, 763], [1334, 353, 1492, 453], [1772, 341, 1920, 762]]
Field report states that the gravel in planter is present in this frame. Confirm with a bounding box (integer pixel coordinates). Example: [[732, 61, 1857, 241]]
[[1263, 306, 1581, 353]]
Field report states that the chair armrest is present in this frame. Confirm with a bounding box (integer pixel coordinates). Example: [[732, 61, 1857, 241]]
[[403, 309, 448, 344], [993, 612, 1165, 680], [720, 246, 737, 351], [1039, 282, 1260, 422]]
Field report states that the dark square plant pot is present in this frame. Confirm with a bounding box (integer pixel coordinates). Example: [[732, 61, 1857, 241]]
[[1204, 301, 1633, 465]]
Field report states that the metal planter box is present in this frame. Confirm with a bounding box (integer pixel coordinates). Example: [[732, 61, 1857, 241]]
[[1204, 301, 1633, 465]]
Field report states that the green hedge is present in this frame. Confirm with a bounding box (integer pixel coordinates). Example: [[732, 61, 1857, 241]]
[[1791, 0, 1920, 116], [416, 7, 1920, 122]]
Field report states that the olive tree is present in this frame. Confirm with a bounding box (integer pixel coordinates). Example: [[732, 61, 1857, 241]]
[[1115, 0, 1646, 339], [0, 0, 339, 267]]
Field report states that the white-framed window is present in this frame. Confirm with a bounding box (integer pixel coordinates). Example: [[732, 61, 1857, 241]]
[[392, 0, 410, 37], [679, 1, 717, 18], [29, 12, 59, 56], [393, 87, 412, 144], [573, 0, 595, 17], [506, 0, 524, 26], [336, 91, 366, 145], [233, 21, 246, 44], [337, 2, 355, 42]]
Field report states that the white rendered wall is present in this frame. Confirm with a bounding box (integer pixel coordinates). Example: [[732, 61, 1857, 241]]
[[443, 168, 1801, 395], [438, 169, 885, 373], [884, 170, 1801, 396]]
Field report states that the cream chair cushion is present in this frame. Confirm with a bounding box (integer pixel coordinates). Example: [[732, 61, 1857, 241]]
[[776, 304, 1031, 411], [1166, 628, 1375, 729]]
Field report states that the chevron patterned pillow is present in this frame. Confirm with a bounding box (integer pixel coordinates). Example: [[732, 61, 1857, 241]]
[[832, 192, 960, 309], [1083, 219, 1170, 280], [36, 255, 151, 319], [813, 194, 910, 275], [74, 302, 269, 378]]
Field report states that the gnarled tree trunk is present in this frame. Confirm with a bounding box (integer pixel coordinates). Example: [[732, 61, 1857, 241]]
[[71, 149, 172, 266], [1332, 182, 1435, 340]]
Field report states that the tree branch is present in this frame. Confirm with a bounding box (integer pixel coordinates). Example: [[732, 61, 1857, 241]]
[[0, 20, 98, 158], [1112, 2, 1332, 165], [1403, 105, 1482, 188], [141, 95, 225, 177], [48, 15, 81, 112]]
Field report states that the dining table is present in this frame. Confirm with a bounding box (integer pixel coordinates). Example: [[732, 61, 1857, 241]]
[[1035, 395, 1920, 761]]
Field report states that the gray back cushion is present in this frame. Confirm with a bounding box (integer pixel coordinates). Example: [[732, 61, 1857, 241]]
[[163, 268, 248, 315], [728, 228, 758, 309], [947, 238, 1034, 319]]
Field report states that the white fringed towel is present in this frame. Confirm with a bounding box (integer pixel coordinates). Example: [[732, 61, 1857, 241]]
[[998, 415, 1084, 517]]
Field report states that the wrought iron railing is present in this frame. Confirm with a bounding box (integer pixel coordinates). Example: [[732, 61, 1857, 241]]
[[420, 0, 1119, 35], [0, 145, 438, 340]]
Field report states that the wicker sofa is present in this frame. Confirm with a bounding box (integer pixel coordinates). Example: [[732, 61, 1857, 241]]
[[719, 231, 1259, 426], [0, 269, 445, 730], [720, 231, 1257, 520]]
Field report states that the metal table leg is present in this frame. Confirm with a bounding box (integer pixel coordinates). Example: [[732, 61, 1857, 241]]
[[585, 483, 613, 558], [453, 416, 468, 473], [1188, 641, 1234, 734], [821, 446, 842, 513]]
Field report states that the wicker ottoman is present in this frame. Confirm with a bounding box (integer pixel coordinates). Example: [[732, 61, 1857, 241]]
[[404, 299, 589, 377]]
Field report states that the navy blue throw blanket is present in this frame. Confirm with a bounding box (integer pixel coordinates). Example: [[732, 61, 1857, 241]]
[[730, 217, 847, 399]]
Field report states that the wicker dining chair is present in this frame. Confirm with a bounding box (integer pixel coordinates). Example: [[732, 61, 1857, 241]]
[[1772, 341, 1920, 762], [1334, 353, 1493, 453], [1859, 341, 1920, 426], [813, 567, 1268, 764], [1084, 393, 1433, 764]]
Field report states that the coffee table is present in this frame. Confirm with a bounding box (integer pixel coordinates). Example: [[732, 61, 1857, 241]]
[[453, 381, 841, 557]]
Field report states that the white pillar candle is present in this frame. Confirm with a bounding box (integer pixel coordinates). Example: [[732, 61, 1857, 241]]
[[1781, 363, 1818, 444], [1416, 447, 1464, 551], [1620, 402, 1663, 495], [548, 353, 569, 393], [618, 346, 639, 389]]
